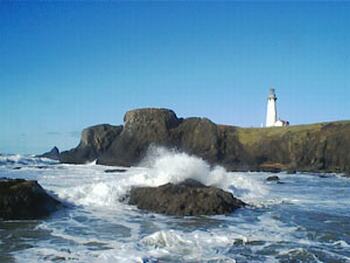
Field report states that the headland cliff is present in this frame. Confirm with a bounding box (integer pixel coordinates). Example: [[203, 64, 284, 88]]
[[59, 108, 350, 174]]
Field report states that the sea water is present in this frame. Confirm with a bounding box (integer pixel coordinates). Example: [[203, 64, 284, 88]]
[[0, 148, 350, 262]]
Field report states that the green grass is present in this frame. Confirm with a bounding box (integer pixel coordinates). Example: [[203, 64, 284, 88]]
[[236, 121, 350, 146]]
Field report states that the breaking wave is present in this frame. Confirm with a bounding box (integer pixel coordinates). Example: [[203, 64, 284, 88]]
[[0, 154, 57, 167], [56, 147, 267, 207], [2, 149, 350, 262]]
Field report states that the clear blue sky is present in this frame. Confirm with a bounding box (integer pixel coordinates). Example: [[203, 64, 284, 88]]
[[1, 2, 349, 154]]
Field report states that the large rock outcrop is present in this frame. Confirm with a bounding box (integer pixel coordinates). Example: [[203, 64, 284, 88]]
[[0, 178, 62, 220], [127, 179, 246, 216], [59, 108, 350, 174], [97, 108, 181, 166], [60, 124, 123, 164]]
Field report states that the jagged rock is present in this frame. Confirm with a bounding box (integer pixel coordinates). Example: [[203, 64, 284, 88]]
[[97, 108, 182, 166], [37, 146, 60, 160], [127, 179, 246, 216], [0, 178, 62, 220], [60, 124, 123, 164]]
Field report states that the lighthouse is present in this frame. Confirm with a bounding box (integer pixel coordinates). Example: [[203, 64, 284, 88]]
[[265, 89, 289, 127]]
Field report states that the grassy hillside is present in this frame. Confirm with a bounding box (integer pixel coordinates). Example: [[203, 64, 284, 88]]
[[232, 121, 350, 173]]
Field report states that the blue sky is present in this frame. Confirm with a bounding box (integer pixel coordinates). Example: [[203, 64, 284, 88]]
[[1, 2, 349, 154]]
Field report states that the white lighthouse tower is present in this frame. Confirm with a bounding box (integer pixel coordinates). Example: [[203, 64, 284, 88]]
[[266, 88, 277, 127], [265, 88, 289, 127]]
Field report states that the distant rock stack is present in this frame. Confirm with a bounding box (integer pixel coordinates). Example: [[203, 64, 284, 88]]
[[37, 146, 60, 160]]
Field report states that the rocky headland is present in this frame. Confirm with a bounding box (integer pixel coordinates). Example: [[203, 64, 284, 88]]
[[58, 108, 350, 174]]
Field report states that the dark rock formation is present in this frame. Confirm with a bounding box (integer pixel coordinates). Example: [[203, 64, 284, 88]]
[[97, 108, 182, 166], [0, 178, 62, 220], [59, 108, 350, 174], [104, 168, 127, 173], [127, 179, 246, 216], [266, 175, 280, 182], [60, 124, 123, 164], [37, 146, 60, 160]]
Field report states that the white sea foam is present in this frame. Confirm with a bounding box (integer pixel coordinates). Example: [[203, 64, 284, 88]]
[[332, 240, 350, 248], [140, 229, 237, 262], [139, 147, 268, 201], [53, 147, 268, 208], [2, 150, 350, 263], [0, 153, 57, 168]]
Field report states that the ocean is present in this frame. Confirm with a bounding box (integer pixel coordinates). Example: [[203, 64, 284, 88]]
[[0, 148, 350, 262]]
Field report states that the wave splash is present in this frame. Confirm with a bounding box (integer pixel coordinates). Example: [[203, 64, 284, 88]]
[[141, 146, 268, 200], [0, 154, 57, 167], [140, 146, 229, 187], [56, 147, 267, 208]]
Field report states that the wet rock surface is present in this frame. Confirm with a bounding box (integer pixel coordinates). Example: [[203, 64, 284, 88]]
[[104, 169, 127, 173], [127, 179, 246, 216], [266, 175, 280, 182], [0, 178, 62, 220]]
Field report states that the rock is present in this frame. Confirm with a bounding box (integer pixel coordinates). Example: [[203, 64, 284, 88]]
[[97, 108, 182, 166], [37, 146, 60, 160], [0, 178, 62, 220], [318, 174, 331, 178], [36, 166, 50, 169], [60, 124, 123, 164], [104, 168, 127, 173], [59, 108, 350, 174], [174, 118, 221, 165], [266, 175, 280, 182], [124, 108, 180, 132], [127, 179, 246, 216]]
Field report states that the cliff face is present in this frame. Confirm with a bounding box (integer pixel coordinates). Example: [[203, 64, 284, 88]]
[[60, 124, 123, 164], [235, 122, 350, 173], [59, 108, 350, 174], [96, 108, 181, 166]]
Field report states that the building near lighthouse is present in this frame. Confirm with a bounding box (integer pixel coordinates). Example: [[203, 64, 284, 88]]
[[265, 89, 289, 127]]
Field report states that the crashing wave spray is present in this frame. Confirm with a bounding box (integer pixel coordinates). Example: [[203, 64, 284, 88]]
[[139, 146, 268, 200], [139, 146, 228, 187], [54, 147, 268, 207]]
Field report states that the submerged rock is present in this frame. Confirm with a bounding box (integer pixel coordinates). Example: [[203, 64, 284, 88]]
[[0, 178, 62, 220], [266, 175, 285, 184], [266, 175, 280, 182], [128, 179, 246, 216], [37, 146, 60, 160], [104, 168, 127, 173]]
